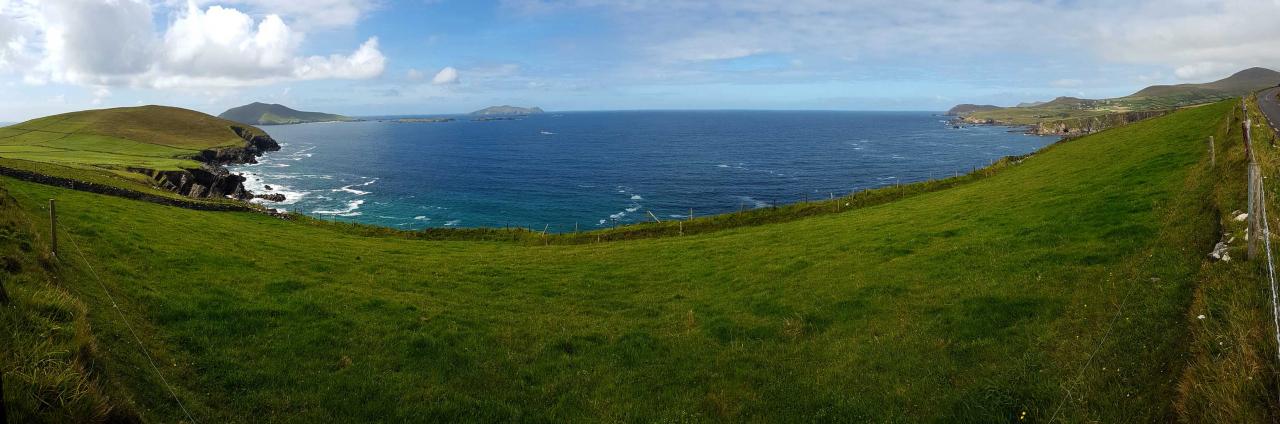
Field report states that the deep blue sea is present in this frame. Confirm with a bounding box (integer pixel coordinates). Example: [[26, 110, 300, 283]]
[[229, 111, 1055, 231]]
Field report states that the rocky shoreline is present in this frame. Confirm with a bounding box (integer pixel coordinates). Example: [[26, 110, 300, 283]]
[[948, 108, 1172, 136], [136, 125, 281, 201]]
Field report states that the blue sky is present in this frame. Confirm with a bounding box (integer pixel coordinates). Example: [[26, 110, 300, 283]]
[[0, 0, 1277, 121]]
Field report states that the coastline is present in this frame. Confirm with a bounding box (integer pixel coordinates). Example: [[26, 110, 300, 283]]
[[231, 119, 1061, 238]]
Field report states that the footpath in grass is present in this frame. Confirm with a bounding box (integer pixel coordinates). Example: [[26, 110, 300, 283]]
[[0, 101, 1262, 422]]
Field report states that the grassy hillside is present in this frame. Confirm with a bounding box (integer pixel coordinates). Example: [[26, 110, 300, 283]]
[[964, 67, 1280, 127], [0, 106, 271, 195], [0, 101, 1261, 422], [219, 102, 352, 125]]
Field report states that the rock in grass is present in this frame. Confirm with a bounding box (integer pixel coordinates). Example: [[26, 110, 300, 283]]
[[1235, 213, 1249, 222], [1209, 241, 1231, 260]]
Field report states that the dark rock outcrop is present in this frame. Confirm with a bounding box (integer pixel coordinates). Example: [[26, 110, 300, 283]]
[[136, 125, 280, 200], [256, 193, 286, 202], [0, 165, 253, 211]]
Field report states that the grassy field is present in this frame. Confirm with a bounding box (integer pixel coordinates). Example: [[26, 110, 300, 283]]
[[0, 100, 1265, 422]]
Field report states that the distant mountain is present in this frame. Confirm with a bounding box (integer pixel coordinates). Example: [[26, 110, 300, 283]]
[[470, 105, 544, 116], [1128, 67, 1280, 98], [945, 104, 1001, 116], [1015, 101, 1046, 108], [218, 102, 353, 125]]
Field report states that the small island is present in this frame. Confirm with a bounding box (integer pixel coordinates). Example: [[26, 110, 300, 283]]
[[219, 102, 355, 125], [394, 117, 456, 123], [469, 105, 545, 116]]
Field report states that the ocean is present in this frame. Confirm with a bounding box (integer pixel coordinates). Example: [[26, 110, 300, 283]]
[[229, 111, 1055, 231]]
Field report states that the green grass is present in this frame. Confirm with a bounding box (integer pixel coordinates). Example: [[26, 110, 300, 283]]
[[0, 101, 1253, 422], [0, 105, 268, 197], [1174, 94, 1280, 422]]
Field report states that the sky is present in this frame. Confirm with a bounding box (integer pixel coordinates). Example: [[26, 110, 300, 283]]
[[0, 0, 1278, 121]]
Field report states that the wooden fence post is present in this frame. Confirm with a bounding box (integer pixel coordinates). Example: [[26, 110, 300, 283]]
[[1209, 136, 1215, 167], [1250, 163, 1261, 259], [48, 199, 57, 258]]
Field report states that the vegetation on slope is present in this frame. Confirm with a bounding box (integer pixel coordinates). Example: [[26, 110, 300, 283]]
[[0, 101, 1252, 422], [961, 67, 1280, 129], [0, 106, 277, 203], [218, 102, 353, 125], [1175, 94, 1280, 422]]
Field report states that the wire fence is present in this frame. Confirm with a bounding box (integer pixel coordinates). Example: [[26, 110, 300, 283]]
[[6, 197, 198, 423], [1243, 98, 1280, 407]]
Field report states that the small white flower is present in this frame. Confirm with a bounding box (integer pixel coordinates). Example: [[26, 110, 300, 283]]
[[1197, 314, 1206, 320]]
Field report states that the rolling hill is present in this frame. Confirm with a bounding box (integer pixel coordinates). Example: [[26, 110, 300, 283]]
[[958, 67, 1280, 130], [0, 105, 278, 201], [218, 102, 353, 125]]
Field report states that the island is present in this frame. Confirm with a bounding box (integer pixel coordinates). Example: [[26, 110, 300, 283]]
[[469, 105, 545, 116], [394, 117, 456, 123], [218, 102, 355, 125]]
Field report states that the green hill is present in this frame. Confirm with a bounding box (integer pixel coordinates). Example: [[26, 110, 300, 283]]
[[1, 100, 1272, 421], [0, 105, 278, 201], [944, 103, 1000, 116], [218, 102, 353, 125], [959, 67, 1280, 131]]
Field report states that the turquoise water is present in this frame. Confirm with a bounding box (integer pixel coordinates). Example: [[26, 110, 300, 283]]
[[230, 111, 1054, 231]]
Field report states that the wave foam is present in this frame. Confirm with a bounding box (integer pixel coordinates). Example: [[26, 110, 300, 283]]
[[314, 199, 364, 216]]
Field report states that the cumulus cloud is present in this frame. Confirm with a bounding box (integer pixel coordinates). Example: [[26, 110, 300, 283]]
[[432, 66, 459, 85], [186, 0, 376, 29], [2, 0, 385, 89]]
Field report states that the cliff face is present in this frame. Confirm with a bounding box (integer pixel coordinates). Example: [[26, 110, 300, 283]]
[[1029, 110, 1171, 136], [138, 125, 280, 200]]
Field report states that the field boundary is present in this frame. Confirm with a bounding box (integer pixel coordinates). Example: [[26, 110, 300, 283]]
[[0, 163, 254, 212], [1247, 95, 1280, 403]]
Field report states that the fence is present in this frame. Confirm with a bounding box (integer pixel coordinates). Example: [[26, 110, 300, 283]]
[[1242, 98, 1280, 406]]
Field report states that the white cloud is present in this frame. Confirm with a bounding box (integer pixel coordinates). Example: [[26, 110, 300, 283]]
[[90, 86, 110, 105], [186, 0, 376, 29], [2, 0, 386, 89], [1173, 61, 1238, 81], [432, 66, 459, 85], [505, 0, 1280, 83], [406, 68, 425, 81]]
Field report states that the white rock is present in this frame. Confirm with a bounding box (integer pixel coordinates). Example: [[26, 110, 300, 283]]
[[1236, 213, 1249, 222]]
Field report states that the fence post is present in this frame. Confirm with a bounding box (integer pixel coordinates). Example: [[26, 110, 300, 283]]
[[1250, 163, 1261, 259], [1209, 136, 1215, 167], [48, 199, 57, 258]]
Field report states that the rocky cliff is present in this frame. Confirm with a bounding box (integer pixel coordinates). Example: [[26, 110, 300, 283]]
[[138, 125, 279, 200], [1028, 110, 1171, 136]]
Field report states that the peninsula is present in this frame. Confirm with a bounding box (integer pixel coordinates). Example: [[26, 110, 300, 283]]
[[218, 102, 354, 125]]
